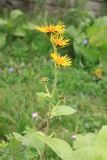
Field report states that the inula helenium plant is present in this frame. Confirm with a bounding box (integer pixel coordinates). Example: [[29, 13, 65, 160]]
[[13, 22, 76, 160]]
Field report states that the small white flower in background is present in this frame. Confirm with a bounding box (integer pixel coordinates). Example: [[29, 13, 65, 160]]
[[32, 112, 38, 118], [83, 39, 88, 45], [71, 134, 77, 141], [8, 67, 14, 72]]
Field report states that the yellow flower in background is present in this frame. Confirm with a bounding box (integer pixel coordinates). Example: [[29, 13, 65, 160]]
[[50, 52, 72, 67], [51, 35, 69, 47], [35, 22, 65, 34], [94, 68, 103, 79]]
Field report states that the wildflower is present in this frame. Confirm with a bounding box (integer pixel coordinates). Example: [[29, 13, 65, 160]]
[[94, 68, 103, 79], [51, 35, 69, 47], [71, 134, 77, 141], [50, 52, 72, 67], [35, 22, 65, 34], [32, 112, 38, 118], [8, 67, 14, 72], [83, 39, 88, 46], [55, 22, 65, 34]]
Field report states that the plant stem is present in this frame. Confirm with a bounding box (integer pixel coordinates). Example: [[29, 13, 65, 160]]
[[41, 41, 58, 159], [51, 38, 58, 98], [41, 115, 50, 160], [42, 65, 57, 160], [45, 84, 51, 97], [46, 115, 50, 136], [51, 63, 57, 98]]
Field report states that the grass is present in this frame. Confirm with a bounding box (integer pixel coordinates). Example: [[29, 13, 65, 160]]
[[0, 39, 107, 138], [0, 12, 107, 159]]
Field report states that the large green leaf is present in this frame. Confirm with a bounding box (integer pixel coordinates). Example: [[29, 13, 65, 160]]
[[87, 17, 107, 37], [51, 105, 76, 118], [24, 132, 45, 155], [73, 147, 95, 160], [80, 46, 100, 63], [46, 137, 73, 160], [14, 131, 74, 160], [25, 132, 74, 160], [73, 133, 96, 149], [13, 132, 45, 156], [87, 17, 107, 48], [95, 126, 107, 160], [89, 27, 107, 47]]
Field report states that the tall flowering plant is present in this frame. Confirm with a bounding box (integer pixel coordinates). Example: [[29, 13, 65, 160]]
[[14, 22, 76, 160]]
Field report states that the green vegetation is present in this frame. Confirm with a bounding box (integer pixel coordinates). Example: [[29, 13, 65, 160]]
[[0, 8, 107, 159]]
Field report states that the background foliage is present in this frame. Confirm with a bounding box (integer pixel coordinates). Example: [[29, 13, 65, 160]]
[[0, 0, 107, 159]]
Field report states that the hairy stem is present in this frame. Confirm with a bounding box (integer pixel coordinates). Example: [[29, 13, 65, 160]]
[[51, 63, 57, 98], [41, 38, 58, 160]]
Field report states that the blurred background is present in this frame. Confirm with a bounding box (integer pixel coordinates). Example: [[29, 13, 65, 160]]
[[0, 0, 107, 16], [0, 0, 107, 137], [0, 1, 107, 159]]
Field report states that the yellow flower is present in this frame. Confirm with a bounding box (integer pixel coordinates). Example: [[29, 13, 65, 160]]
[[50, 52, 72, 67], [51, 35, 70, 47], [35, 22, 65, 34], [94, 68, 103, 79], [55, 22, 65, 34]]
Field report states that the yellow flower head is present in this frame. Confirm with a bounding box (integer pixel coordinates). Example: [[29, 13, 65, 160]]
[[50, 52, 72, 67], [94, 68, 103, 79], [35, 22, 65, 34], [55, 22, 65, 34], [51, 35, 70, 48]]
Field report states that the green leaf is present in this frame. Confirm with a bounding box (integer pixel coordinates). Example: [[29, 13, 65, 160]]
[[87, 17, 107, 48], [10, 10, 23, 21], [36, 92, 50, 98], [24, 132, 45, 155], [13, 27, 26, 37], [51, 105, 76, 118], [73, 133, 96, 149], [23, 23, 35, 30], [26, 132, 74, 160], [0, 18, 8, 26], [89, 27, 107, 47], [67, 26, 78, 38], [46, 137, 73, 160], [95, 126, 107, 160], [13, 132, 45, 156], [14, 131, 74, 160], [81, 46, 100, 62], [73, 147, 95, 160]]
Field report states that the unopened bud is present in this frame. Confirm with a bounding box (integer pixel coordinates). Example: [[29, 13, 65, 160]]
[[40, 77, 49, 84]]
